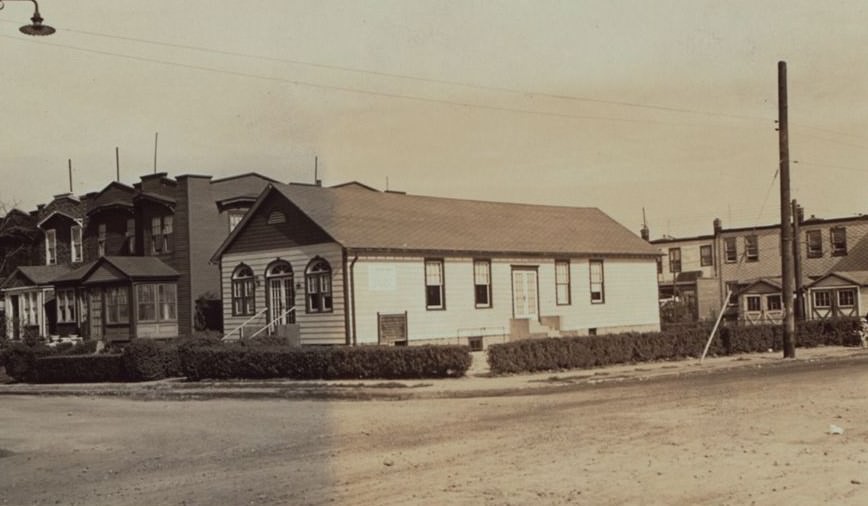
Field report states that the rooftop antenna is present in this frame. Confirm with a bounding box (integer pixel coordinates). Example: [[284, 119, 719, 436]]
[[153, 132, 159, 174], [68, 158, 73, 193], [386, 176, 390, 192], [314, 155, 322, 186], [640, 207, 650, 240], [115, 147, 120, 182]]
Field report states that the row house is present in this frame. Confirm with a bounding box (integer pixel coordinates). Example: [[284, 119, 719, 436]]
[[649, 213, 868, 324], [1, 171, 276, 341]]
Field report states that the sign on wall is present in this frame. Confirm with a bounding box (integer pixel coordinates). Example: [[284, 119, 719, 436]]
[[378, 312, 408, 345]]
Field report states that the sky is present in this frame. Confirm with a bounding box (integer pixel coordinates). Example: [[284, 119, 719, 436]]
[[1, 0, 867, 239]]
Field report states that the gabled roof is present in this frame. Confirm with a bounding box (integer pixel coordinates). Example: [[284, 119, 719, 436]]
[[212, 182, 660, 261], [54, 256, 180, 285], [807, 270, 868, 288], [134, 191, 176, 209], [1, 264, 72, 289], [36, 210, 82, 229], [740, 277, 782, 293]]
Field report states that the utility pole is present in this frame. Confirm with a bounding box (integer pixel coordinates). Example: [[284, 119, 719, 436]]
[[778, 61, 796, 358], [792, 200, 804, 321]]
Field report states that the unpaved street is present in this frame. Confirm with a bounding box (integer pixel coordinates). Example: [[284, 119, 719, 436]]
[[3, 360, 868, 505]]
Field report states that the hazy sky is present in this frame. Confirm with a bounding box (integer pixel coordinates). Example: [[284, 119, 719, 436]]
[[1, 1, 866, 238]]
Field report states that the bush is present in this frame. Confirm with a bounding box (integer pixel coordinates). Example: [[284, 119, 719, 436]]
[[181, 344, 472, 381], [4, 342, 53, 382], [33, 355, 125, 383], [122, 339, 183, 381]]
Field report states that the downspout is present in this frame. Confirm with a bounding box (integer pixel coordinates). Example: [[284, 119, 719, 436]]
[[350, 254, 358, 346], [342, 249, 350, 345]]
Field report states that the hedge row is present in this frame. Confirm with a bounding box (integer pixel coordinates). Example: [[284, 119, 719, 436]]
[[487, 317, 863, 374], [181, 344, 472, 380]]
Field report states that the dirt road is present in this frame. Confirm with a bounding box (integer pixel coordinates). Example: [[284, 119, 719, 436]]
[[2, 359, 868, 505]]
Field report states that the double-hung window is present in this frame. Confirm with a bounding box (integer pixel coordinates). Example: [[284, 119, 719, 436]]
[[724, 238, 738, 263], [231, 265, 256, 316], [305, 259, 333, 313], [105, 286, 129, 324], [71, 225, 83, 263], [98, 224, 107, 257], [746, 295, 762, 312], [589, 260, 605, 304], [425, 259, 445, 310], [151, 216, 173, 254], [806, 230, 822, 258], [555, 260, 570, 305], [813, 290, 831, 308], [473, 259, 491, 308], [136, 283, 176, 322], [56, 289, 76, 323], [126, 218, 136, 254], [744, 235, 759, 262], [830, 227, 847, 256], [668, 248, 681, 273], [700, 245, 713, 267], [45, 229, 57, 265]]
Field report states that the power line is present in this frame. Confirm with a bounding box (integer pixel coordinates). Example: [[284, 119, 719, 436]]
[[793, 160, 867, 173]]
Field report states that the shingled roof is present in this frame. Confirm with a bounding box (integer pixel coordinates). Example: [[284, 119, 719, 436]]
[[214, 182, 659, 260]]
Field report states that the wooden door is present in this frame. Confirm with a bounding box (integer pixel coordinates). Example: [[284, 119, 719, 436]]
[[89, 289, 103, 339], [512, 269, 539, 319]]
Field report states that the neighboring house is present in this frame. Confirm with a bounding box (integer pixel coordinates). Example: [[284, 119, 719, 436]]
[[649, 214, 868, 323], [737, 278, 784, 325], [1, 265, 72, 339], [805, 271, 868, 320], [212, 182, 661, 348]]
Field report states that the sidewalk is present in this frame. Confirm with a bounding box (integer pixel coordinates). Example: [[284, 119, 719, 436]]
[[2, 346, 866, 401]]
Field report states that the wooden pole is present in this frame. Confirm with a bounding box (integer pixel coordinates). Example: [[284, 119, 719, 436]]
[[67, 158, 73, 193], [778, 61, 796, 358], [792, 200, 804, 321]]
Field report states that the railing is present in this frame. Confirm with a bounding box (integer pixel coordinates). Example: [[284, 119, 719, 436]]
[[222, 307, 268, 341], [246, 307, 297, 340]]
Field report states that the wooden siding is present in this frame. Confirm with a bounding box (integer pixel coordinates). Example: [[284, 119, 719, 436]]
[[351, 255, 660, 344], [84, 209, 132, 259], [223, 190, 333, 255], [654, 237, 716, 283], [221, 243, 346, 345]]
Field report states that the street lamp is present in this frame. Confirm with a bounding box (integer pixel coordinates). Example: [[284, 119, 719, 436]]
[[0, 0, 54, 36]]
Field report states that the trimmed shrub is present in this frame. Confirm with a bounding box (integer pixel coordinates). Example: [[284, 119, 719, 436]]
[[33, 355, 125, 383], [122, 339, 183, 381], [181, 344, 472, 381], [4, 342, 53, 382]]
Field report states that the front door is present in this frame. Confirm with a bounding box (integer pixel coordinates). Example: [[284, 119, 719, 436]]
[[89, 289, 103, 339], [268, 276, 295, 332], [512, 269, 539, 319]]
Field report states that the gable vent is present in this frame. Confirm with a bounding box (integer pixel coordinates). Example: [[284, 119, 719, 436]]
[[267, 211, 286, 225]]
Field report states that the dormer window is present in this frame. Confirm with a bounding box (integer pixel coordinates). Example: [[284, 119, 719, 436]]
[[151, 215, 173, 254], [45, 229, 57, 265], [71, 225, 82, 263], [98, 224, 107, 257], [126, 218, 136, 254]]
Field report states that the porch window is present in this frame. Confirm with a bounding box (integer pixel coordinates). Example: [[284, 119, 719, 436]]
[[71, 225, 83, 263], [473, 259, 492, 308], [126, 218, 136, 254], [231, 265, 256, 316], [813, 290, 831, 308], [838, 289, 856, 307], [555, 260, 571, 305], [744, 235, 759, 262], [806, 230, 822, 258], [106, 287, 129, 324], [700, 245, 713, 267], [746, 295, 761, 312], [724, 238, 738, 263], [136, 283, 176, 322], [589, 259, 605, 304], [766, 294, 782, 311], [21, 292, 38, 326], [56, 289, 76, 323], [98, 223, 106, 256], [424, 259, 445, 310], [668, 248, 681, 273], [45, 229, 57, 265], [305, 258, 333, 313], [830, 227, 847, 256]]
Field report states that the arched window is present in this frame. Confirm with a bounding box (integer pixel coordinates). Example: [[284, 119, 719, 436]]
[[305, 258, 333, 313], [267, 260, 293, 277], [231, 264, 256, 316]]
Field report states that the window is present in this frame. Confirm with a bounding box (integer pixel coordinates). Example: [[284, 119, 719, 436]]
[[136, 283, 176, 322], [806, 230, 822, 258], [766, 294, 782, 311], [746, 295, 761, 312], [589, 260, 605, 304], [813, 290, 831, 308], [668, 248, 681, 274], [830, 227, 847, 256], [56, 289, 76, 323], [700, 245, 713, 267], [228, 209, 246, 232], [98, 223, 107, 257], [126, 218, 136, 254], [725, 282, 740, 306], [555, 260, 571, 305], [151, 216, 173, 254], [105, 286, 129, 324], [838, 289, 856, 307], [424, 259, 445, 310], [656, 256, 663, 274], [231, 265, 256, 316], [305, 258, 333, 313], [45, 229, 57, 265], [724, 237, 738, 263], [473, 259, 492, 308], [21, 292, 38, 326], [744, 235, 759, 262], [71, 225, 82, 263]]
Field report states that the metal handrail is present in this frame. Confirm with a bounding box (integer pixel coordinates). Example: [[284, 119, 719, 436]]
[[246, 306, 297, 340], [222, 307, 268, 341]]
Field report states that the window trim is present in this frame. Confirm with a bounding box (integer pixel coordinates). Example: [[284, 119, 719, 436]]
[[766, 294, 782, 311], [231, 264, 256, 317], [136, 282, 177, 323], [724, 237, 738, 263], [838, 288, 856, 307], [45, 228, 57, 265], [745, 295, 762, 312], [105, 286, 130, 325], [806, 230, 823, 258], [473, 259, 492, 309], [70, 225, 83, 263], [813, 290, 832, 309], [830, 226, 847, 256], [589, 259, 605, 304], [305, 257, 334, 314], [744, 235, 759, 262], [555, 259, 571, 306], [56, 288, 76, 323], [228, 209, 247, 232], [668, 248, 681, 274], [700, 244, 713, 267], [150, 215, 173, 255], [424, 258, 446, 310], [98, 223, 107, 257], [125, 218, 136, 255]]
